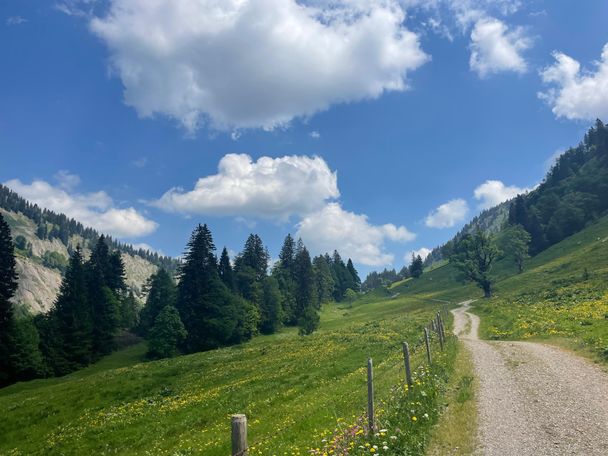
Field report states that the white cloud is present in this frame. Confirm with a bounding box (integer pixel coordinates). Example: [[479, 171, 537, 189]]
[[89, 0, 428, 132], [296, 203, 415, 266], [473, 179, 527, 209], [538, 43, 608, 121], [154, 154, 339, 220], [405, 247, 431, 264], [469, 17, 531, 78], [4, 178, 158, 238], [54, 170, 81, 190], [425, 198, 468, 228], [6, 16, 27, 26], [132, 157, 148, 168], [310, 131, 321, 140]]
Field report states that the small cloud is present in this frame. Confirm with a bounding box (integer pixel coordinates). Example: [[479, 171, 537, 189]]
[[132, 157, 148, 168], [6, 16, 27, 26], [309, 131, 321, 140], [473, 180, 529, 209], [405, 247, 431, 264], [425, 199, 469, 229], [538, 43, 608, 121], [230, 130, 241, 141], [469, 17, 532, 78], [54, 170, 81, 190]]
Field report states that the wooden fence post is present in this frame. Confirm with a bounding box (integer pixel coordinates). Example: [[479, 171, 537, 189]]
[[231, 414, 248, 456], [367, 358, 375, 433], [424, 328, 432, 365], [402, 342, 413, 388], [436, 314, 444, 351]]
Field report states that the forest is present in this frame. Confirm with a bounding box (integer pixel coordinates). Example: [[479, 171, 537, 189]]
[[0, 214, 360, 387]]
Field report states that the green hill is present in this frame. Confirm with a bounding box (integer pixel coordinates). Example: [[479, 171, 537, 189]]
[[3, 211, 607, 454]]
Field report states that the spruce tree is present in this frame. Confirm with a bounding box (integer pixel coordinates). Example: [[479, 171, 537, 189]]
[[176, 224, 252, 352], [119, 290, 139, 330], [346, 259, 361, 292], [294, 240, 319, 334], [274, 234, 298, 325], [147, 305, 187, 359], [87, 236, 120, 356], [259, 276, 282, 334], [0, 213, 18, 385], [312, 255, 335, 304], [218, 247, 235, 291], [53, 247, 93, 371], [409, 254, 424, 278], [139, 269, 175, 335]]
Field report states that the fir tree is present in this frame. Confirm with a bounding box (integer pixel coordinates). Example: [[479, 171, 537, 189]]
[[218, 247, 235, 291], [409, 254, 424, 278], [146, 305, 187, 359], [53, 247, 93, 371], [176, 224, 253, 352], [346, 259, 361, 292], [294, 240, 319, 334], [87, 237, 120, 356], [259, 276, 282, 334], [139, 269, 175, 336], [274, 234, 298, 325], [119, 290, 139, 330], [312, 255, 335, 304], [0, 213, 18, 385], [9, 317, 44, 381]]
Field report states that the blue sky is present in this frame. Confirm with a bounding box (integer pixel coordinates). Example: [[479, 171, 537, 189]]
[[1, 0, 607, 276]]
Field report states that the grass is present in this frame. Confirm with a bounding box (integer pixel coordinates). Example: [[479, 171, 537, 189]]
[[473, 215, 608, 363], [425, 340, 477, 456], [0, 293, 453, 456]]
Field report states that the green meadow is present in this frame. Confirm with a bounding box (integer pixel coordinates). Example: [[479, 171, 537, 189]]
[[0, 291, 450, 456]]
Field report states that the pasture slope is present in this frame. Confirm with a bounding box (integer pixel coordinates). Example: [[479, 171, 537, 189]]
[[2, 215, 607, 455], [0, 291, 452, 455]]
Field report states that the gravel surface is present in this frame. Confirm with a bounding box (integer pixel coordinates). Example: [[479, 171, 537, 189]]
[[452, 301, 608, 456]]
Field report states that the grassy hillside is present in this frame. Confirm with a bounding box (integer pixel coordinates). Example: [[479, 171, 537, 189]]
[[0, 293, 451, 455], [473, 215, 608, 361], [392, 215, 608, 362]]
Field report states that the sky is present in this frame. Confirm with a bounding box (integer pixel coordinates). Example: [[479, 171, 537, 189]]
[[1, 0, 607, 276]]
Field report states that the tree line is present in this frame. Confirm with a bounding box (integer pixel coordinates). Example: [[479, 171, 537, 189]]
[[0, 216, 360, 386]]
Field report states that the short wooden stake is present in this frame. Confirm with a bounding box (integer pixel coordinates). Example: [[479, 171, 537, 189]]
[[231, 414, 248, 456], [402, 342, 413, 388], [437, 314, 444, 351], [367, 358, 375, 433], [424, 328, 432, 365], [431, 319, 437, 332]]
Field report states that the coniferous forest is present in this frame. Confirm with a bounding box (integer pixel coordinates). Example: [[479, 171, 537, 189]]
[[0, 213, 360, 387]]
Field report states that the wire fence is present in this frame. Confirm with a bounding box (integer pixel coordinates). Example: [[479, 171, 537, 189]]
[[229, 304, 452, 456]]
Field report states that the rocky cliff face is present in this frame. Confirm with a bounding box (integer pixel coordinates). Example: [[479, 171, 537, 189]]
[[2, 208, 159, 315]]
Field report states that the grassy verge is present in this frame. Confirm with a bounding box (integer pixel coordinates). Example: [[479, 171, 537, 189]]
[[309, 332, 458, 456], [425, 340, 477, 456]]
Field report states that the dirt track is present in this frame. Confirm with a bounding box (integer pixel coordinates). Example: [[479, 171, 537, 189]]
[[452, 301, 608, 455]]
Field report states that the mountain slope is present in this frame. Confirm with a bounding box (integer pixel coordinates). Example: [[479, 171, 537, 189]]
[[0, 187, 179, 315]]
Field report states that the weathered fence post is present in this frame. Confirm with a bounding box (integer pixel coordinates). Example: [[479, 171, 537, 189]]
[[231, 414, 248, 456], [437, 314, 444, 351], [402, 342, 413, 388], [439, 313, 446, 340], [367, 358, 375, 433], [431, 319, 437, 332], [424, 328, 432, 365]]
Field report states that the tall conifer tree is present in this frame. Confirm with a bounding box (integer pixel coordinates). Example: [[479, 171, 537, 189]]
[[0, 213, 18, 385]]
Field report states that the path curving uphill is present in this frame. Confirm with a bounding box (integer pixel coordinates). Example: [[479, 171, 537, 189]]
[[452, 301, 608, 456]]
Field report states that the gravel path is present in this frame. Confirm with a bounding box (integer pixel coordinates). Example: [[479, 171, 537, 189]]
[[452, 301, 608, 455]]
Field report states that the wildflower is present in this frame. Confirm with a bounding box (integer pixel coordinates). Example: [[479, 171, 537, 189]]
[[411, 416, 417, 422]]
